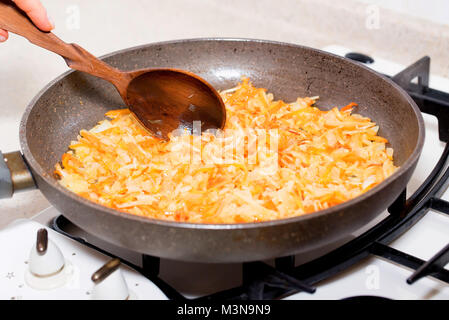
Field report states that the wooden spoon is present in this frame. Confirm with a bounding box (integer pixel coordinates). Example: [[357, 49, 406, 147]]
[[0, 1, 226, 139]]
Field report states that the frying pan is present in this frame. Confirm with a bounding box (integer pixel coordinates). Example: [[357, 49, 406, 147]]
[[0, 38, 424, 263]]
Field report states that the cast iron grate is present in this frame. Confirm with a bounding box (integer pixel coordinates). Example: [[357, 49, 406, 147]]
[[51, 56, 449, 300]]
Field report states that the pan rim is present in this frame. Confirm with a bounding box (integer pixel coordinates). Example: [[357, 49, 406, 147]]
[[19, 37, 425, 231]]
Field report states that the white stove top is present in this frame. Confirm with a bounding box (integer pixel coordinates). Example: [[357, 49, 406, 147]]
[[0, 219, 167, 300], [1, 45, 448, 300]]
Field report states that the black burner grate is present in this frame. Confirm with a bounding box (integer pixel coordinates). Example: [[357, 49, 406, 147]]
[[51, 56, 449, 300]]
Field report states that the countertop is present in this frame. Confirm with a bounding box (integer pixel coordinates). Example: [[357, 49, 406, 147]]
[[1, 0, 449, 227]]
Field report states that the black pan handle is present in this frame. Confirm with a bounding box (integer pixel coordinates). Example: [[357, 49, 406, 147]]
[[0, 151, 36, 199]]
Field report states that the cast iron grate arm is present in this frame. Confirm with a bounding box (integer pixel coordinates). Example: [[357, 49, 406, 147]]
[[407, 243, 449, 284]]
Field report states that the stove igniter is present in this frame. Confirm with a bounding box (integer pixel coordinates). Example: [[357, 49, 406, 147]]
[[25, 228, 73, 290], [91, 258, 136, 300]]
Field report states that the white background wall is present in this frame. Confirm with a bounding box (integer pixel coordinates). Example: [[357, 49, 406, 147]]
[[358, 0, 449, 26]]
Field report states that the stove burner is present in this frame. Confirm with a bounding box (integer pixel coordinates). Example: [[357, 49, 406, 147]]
[[345, 52, 375, 64], [342, 296, 391, 301], [50, 57, 449, 300]]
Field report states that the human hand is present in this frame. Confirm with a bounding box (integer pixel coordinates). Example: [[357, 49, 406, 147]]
[[0, 0, 54, 42]]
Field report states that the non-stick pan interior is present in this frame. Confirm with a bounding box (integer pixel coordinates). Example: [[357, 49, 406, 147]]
[[23, 39, 421, 176]]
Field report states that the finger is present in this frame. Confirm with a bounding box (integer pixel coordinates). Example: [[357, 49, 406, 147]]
[[14, 0, 54, 31], [0, 29, 8, 42]]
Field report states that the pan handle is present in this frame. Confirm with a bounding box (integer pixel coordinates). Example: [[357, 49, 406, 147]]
[[0, 151, 36, 199]]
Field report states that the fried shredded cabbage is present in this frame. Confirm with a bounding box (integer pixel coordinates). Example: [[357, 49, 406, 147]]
[[55, 78, 397, 223]]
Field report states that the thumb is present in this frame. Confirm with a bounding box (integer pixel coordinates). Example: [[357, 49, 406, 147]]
[[14, 0, 54, 31]]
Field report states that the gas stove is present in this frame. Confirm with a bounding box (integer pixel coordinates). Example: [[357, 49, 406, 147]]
[[1, 45, 449, 300]]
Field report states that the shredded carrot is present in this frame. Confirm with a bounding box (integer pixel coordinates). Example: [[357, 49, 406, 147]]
[[341, 102, 358, 112], [55, 78, 398, 223]]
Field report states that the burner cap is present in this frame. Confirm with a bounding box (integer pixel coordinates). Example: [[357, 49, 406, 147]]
[[342, 295, 391, 301], [345, 52, 375, 64]]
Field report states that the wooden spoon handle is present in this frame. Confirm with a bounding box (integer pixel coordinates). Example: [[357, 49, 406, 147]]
[[0, 0, 130, 96]]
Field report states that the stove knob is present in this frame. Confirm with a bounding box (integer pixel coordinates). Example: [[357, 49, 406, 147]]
[[91, 258, 133, 300], [25, 228, 73, 290]]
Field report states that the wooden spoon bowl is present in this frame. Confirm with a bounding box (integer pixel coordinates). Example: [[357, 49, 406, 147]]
[[126, 69, 226, 138]]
